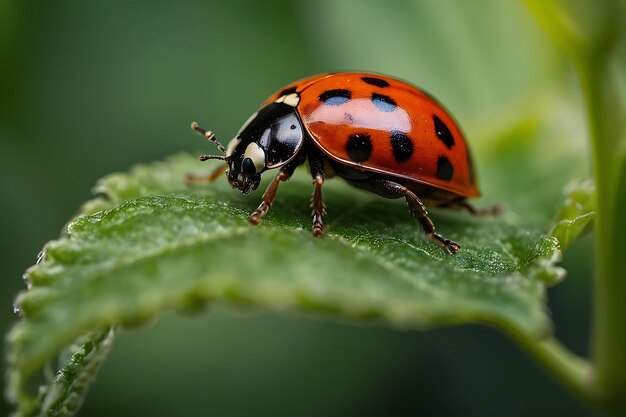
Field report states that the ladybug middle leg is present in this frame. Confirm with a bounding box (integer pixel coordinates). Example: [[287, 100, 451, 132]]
[[351, 177, 460, 254], [308, 148, 327, 237]]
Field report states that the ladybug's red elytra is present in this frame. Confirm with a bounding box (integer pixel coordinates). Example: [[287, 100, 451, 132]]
[[187, 72, 496, 253]]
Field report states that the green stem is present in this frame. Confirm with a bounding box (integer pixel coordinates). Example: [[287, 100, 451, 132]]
[[522, 1, 625, 413], [505, 325, 594, 404], [579, 56, 626, 415]]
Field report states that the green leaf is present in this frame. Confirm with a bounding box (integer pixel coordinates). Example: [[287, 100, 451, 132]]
[[551, 180, 595, 250], [39, 329, 114, 417], [7, 111, 587, 416]]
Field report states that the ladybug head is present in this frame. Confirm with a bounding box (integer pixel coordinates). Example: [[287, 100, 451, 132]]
[[219, 102, 305, 194]]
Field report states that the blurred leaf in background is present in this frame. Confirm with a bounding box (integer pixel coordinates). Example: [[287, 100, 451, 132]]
[[0, 0, 612, 416]]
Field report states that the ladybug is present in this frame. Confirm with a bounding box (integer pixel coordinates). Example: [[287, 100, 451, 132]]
[[187, 72, 495, 253]]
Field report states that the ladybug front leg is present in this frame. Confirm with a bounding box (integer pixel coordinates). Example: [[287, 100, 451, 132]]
[[248, 170, 291, 224], [368, 179, 460, 254], [248, 157, 302, 225], [308, 149, 327, 237]]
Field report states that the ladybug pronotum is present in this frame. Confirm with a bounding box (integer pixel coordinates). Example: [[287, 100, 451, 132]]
[[187, 72, 496, 253]]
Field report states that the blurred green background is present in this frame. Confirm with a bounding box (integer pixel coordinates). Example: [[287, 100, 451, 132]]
[[0, 1, 604, 416]]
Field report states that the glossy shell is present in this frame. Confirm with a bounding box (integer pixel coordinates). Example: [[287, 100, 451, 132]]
[[264, 72, 479, 198]]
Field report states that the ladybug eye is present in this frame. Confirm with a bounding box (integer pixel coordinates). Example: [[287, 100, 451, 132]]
[[241, 158, 256, 176]]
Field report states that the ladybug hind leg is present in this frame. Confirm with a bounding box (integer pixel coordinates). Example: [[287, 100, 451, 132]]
[[352, 178, 460, 254]]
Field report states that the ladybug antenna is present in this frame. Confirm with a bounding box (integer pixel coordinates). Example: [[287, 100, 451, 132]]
[[199, 154, 226, 162], [191, 122, 227, 158]]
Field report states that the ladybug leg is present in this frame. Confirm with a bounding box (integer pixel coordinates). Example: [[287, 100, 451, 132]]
[[308, 149, 327, 237], [248, 170, 291, 224], [184, 164, 227, 184], [404, 193, 460, 254], [249, 150, 306, 225], [368, 179, 460, 254], [311, 175, 326, 236]]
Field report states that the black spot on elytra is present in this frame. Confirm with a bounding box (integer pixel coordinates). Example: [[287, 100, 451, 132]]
[[390, 131, 413, 162], [361, 77, 390, 88], [346, 133, 372, 163], [433, 115, 455, 148], [319, 89, 351, 106], [436, 156, 454, 181], [371, 93, 397, 112], [279, 86, 297, 97]]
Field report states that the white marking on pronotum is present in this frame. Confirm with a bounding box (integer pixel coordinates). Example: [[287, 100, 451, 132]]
[[283, 93, 300, 107], [275, 95, 286, 103], [243, 142, 266, 172], [225, 136, 242, 158]]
